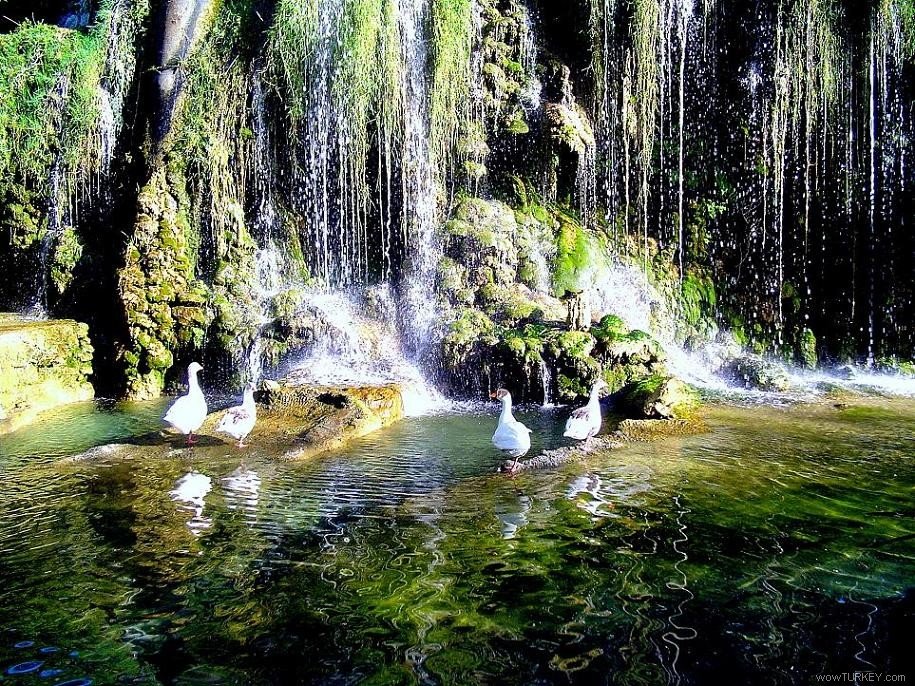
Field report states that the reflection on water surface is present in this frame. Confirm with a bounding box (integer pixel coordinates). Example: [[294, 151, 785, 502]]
[[0, 399, 913, 684]]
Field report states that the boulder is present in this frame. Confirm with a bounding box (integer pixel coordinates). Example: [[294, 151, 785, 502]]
[[0, 314, 94, 434], [724, 354, 791, 392], [620, 375, 698, 420], [252, 382, 405, 460]]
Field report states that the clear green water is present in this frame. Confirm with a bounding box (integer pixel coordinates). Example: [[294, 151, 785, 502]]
[[0, 399, 913, 684]]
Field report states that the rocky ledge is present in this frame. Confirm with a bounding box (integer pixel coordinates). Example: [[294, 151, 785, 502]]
[[249, 381, 405, 460], [73, 380, 405, 462], [501, 416, 708, 473], [0, 314, 94, 434]]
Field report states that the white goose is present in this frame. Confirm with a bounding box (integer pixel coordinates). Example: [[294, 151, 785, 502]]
[[564, 379, 607, 443], [163, 362, 208, 445], [490, 388, 532, 471], [216, 385, 257, 448]]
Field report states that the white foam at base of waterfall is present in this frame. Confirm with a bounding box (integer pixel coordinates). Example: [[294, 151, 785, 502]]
[[279, 289, 449, 417], [585, 258, 915, 401]]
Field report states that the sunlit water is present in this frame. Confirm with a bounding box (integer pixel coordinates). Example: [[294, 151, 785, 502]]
[[0, 398, 914, 684]]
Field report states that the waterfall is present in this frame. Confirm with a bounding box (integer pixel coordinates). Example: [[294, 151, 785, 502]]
[[246, 244, 286, 383], [31, 75, 73, 317], [280, 288, 447, 416], [518, 4, 542, 112], [399, 0, 442, 362], [540, 358, 553, 407], [298, 0, 341, 286], [868, 27, 877, 367], [675, 0, 693, 281]]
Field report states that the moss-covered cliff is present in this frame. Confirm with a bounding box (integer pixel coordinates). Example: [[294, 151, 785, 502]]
[[0, 0, 912, 402]]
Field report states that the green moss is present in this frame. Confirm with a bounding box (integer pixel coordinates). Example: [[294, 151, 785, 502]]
[[270, 288, 307, 321], [551, 330, 596, 360], [781, 281, 801, 316], [875, 356, 915, 377], [479, 283, 540, 323], [0, 317, 94, 432], [0, 21, 100, 190], [0, 0, 148, 203], [464, 160, 488, 179], [623, 374, 699, 419], [591, 314, 629, 343], [429, 0, 475, 165], [1, 185, 47, 249], [118, 168, 212, 399], [681, 270, 717, 329], [544, 102, 595, 156], [505, 111, 529, 135], [798, 328, 817, 369], [442, 308, 498, 370], [499, 324, 546, 364], [558, 373, 589, 400], [49, 226, 83, 296], [628, 373, 665, 398], [552, 218, 591, 298]]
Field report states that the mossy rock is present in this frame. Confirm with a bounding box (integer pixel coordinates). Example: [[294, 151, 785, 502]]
[[544, 102, 595, 157], [620, 375, 698, 420], [118, 167, 212, 399], [0, 315, 94, 434], [478, 282, 541, 323], [504, 111, 529, 135], [549, 330, 596, 360], [1, 185, 46, 249], [724, 355, 791, 392], [442, 308, 499, 371], [49, 226, 83, 296], [269, 288, 307, 321], [255, 382, 405, 461], [601, 330, 663, 366], [797, 328, 818, 369], [590, 314, 629, 343], [551, 218, 591, 298], [874, 357, 915, 377]]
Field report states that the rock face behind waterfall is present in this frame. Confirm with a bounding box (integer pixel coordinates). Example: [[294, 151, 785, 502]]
[[152, 0, 218, 148], [1, 0, 914, 412], [435, 191, 671, 405], [0, 315, 94, 434]]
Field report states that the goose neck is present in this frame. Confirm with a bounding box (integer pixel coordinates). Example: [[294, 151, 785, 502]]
[[499, 397, 514, 423]]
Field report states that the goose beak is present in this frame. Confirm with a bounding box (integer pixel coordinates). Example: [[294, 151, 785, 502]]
[[489, 391, 498, 399]]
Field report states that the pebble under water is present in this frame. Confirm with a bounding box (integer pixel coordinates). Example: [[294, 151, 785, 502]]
[[0, 398, 914, 684]]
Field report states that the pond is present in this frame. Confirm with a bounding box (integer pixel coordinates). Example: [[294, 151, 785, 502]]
[[0, 398, 913, 684]]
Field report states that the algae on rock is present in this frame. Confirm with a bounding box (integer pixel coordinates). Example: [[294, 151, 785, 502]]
[[0, 314, 94, 433], [118, 167, 212, 399]]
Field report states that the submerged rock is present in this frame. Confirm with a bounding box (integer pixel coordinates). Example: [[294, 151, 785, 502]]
[[501, 436, 624, 473], [501, 414, 708, 473], [0, 315, 94, 434], [615, 418, 707, 441]]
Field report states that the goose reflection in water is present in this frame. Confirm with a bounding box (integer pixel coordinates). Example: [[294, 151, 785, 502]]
[[566, 468, 653, 517], [222, 465, 261, 514], [169, 471, 213, 535], [495, 493, 532, 539]]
